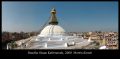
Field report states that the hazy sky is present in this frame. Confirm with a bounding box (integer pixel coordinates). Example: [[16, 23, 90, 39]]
[[2, 2, 118, 32]]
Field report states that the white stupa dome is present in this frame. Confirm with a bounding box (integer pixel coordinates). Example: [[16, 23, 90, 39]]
[[39, 25, 65, 36]]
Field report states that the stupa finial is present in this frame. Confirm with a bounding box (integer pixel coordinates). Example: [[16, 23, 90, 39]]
[[49, 8, 58, 25]]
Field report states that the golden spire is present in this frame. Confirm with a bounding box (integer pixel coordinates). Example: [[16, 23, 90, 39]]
[[49, 8, 58, 25]]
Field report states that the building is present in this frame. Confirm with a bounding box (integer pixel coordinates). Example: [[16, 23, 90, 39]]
[[7, 8, 93, 49], [39, 8, 65, 37]]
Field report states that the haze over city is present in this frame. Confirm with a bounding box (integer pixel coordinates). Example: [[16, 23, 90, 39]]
[[2, 2, 118, 32]]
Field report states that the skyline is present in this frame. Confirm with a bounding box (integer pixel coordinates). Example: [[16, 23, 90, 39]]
[[2, 2, 118, 32]]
